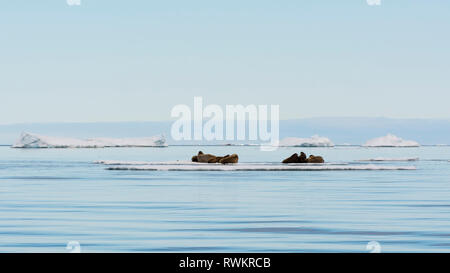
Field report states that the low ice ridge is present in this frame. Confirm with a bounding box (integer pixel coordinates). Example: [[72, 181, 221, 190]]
[[103, 163, 416, 171], [278, 135, 334, 147], [363, 134, 420, 147]]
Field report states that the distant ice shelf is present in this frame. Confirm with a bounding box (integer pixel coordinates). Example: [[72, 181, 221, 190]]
[[278, 135, 334, 147], [12, 132, 167, 148], [363, 134, 420, 147]]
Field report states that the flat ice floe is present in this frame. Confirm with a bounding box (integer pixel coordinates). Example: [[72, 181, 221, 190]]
[[363, 134, 420, 147], [278, 135, 334, 147], [94, 160, 196, 165], [99, 162, 416, 171], [12, 132, 167, 148], [357, 157, 419, 162]]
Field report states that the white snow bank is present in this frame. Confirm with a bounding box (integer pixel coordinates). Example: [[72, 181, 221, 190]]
[[357, 157, 419, 162], [363, 134, 420, 147], [12, 132, 167, 148], [278, 135, 334, 147], [104, 163, 415, 171]]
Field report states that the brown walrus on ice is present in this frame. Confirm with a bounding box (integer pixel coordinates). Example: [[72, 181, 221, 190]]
[[282, 152, 324, 164], [192, 151, 239, 164], [298, 152, 308, 163], [218, 154, 239, 164], [306, 155, 324, 163], [282, 153, 299, 164]]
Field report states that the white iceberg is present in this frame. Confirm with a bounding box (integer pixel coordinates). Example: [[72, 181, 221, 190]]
[[278, 135, 334, 147], [363, 134, 420, 147], [12, 132, 167, 148]]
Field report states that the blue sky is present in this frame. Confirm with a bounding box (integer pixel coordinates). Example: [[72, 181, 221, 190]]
[[0, 0, 449, 124]]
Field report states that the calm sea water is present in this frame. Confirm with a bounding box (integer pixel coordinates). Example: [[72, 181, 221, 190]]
[[1, 145, 450, 253]]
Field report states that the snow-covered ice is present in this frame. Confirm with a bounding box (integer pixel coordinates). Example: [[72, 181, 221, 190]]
[[96, 161, 416, 171], [95, 160, 348, 166], [363, 134, 420, 147], [105, 163, 416, 171], [278, 135, 334, 147], [12, 132, 167, 148]]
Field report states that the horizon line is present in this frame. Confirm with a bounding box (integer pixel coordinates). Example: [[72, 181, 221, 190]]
[[2, 116, 450, 126]]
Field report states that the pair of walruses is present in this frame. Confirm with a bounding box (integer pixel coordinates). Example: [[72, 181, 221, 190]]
[[282, 152, 324, 164], [192, 151, 239, 164]]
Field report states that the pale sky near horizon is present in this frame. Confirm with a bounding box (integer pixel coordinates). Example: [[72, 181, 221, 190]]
[[1, 0, 449, 124]]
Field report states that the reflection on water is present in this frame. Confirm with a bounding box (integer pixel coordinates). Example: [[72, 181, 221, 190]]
[[0, 146, 450, 252]]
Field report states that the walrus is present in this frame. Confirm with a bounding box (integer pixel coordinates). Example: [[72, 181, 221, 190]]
[[219, 154, 239, 164], [298, 152, 307, 163], [282, 153, 300, 164], [195, 151, 220, 163], [282, 152, 324, 164], [306, 155, 324, 163], [192, 151, 234, 164]]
